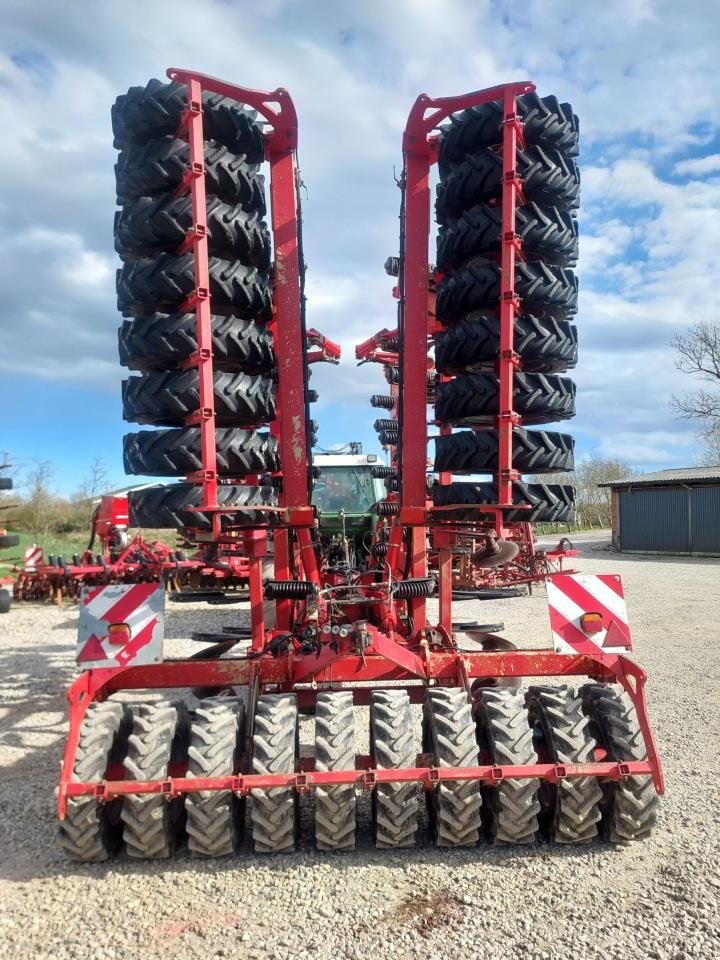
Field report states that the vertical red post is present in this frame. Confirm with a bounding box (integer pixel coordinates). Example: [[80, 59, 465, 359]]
[[185, 78, 219, 536], [497, 87, 522, 512], [266, 148, 310, 511]]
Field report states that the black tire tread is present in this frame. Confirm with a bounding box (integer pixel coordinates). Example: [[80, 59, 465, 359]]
[[121, 701, 190, 858], [525, 686, 602, 843], [115, 195, 270, 267], [58, 701, 132, 862], [251, 694, 298, 853], [129, 483, 278, 530], [435, 313, 577, 374], [424, 688, 482, 847], [435, 372, 576, 425], [315, 692, 356, 850], [186, 699, 245, 857], [437, 147, 580, 221], [434, 428, 574, 474], [116, 138, 266, 211], [580, 684, 658, 842], [431, 480, 575, 523], [122, 370, 275, 426], [112, 79, 265, 160], [123, 428, 279, 477], [439, 93, 579, 168], [436, 260, 578, 323], [117, 253, 272, 319], [118, 313, 274, 372], [437, 202, 578, 270], [475, 689, 540, 843], [371, 690, 418, 848]]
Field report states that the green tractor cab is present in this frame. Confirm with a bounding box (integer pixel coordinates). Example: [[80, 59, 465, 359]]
[[312, 453, 387, 567]]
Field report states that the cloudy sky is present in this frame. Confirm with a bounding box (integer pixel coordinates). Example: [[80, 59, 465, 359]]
[[2, 0, 719, 493]]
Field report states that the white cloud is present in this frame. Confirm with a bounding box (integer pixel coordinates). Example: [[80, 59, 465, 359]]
[[1, 0, 720, 473], [675, 154, 720, 177]]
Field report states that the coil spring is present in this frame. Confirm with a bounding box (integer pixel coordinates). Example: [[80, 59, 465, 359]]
[[380, 336, 399, 351], [372, 541, 389, 558], [264, 580, 317, 600], [393, 578, 436, 599], [379, 430, 399, 445], [371, 466, 396, 478], [385, 367, 399, 384], [375, 501, 399, 516], [370, 394, 395, 410], [373, 418, 397, 433]]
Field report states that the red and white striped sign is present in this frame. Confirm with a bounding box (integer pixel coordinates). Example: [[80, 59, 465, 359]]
[[546, 573, 632, 656], [24, 545, 44, 571], [76, 582, 164, 668]]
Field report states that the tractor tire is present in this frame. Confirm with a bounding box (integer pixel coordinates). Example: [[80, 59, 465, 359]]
[[436, 147, 580, 221], [115, 196, 271, 268], [58, 701, 133, 861], [123, 428, 279, 477], [439, 93, 579, 170], [186, 699, 245, 857], [118, 313, 275, 372], [423, 688, 482, 847], [435, 372, 576, 425], [436, 260, 578, 323], [433, 428, 574, 474], [580, 684, 659, 842], [251, 694, 298, 853], [371, 690, 418, 848], [117, 253, 272, 319], [437, 203, 578, 270], [434, 313, 577, 374], [431, 480, 575, 523], [0, 590, 10, 614], [122, 370, 275, 426], [121, 701, 191, 858], [112, 79, 265, 161], [474, 689, 541, 844], [129, 482, 278, 530], [0, 533, 20, 549], [314, 692, 356, 850], [525, 686, 603, 843], [116, 137, 266, 212]]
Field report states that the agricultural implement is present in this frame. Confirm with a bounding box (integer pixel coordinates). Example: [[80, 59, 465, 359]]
[[57, 70, 662, 860], [14, 495, 256, 603]]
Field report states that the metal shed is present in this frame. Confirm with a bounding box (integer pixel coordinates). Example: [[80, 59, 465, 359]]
[[600, 467, 720, 556]]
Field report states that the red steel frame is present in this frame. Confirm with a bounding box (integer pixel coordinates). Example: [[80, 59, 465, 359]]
[[57, 79, 664, 824]]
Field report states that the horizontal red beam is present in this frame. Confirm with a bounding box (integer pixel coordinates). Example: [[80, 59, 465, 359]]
[[62, 759, 654, 806], [85, 650, 618, 698]]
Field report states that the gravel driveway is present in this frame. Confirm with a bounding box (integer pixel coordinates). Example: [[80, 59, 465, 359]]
[[1, 532, 718, 960]]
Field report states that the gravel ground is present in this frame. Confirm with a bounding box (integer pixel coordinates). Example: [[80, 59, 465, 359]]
[[1, 531, 719, 960]]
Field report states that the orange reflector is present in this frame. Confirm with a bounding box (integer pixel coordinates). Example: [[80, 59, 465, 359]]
[[581, 612, 603, 634], [107, 622, 131, 646]]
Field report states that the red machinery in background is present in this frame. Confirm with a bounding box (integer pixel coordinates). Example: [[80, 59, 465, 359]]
[[56, 74, 662, 862], [13, 495, 255, 603]]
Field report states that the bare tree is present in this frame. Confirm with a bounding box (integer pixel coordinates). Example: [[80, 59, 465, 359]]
[[671, 321, 720, 463], [75, 457, 111, 502], [532, 455, 634, 528], [22, 460, 57, 541]]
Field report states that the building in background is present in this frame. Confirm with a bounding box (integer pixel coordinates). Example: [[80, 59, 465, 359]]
[[600, 467, 720, 556]]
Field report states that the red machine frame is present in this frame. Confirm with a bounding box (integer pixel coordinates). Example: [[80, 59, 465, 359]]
[[58, 77, 664, 825]]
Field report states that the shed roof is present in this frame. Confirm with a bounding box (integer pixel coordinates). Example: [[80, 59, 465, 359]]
[[599, 466, 720, 488]]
